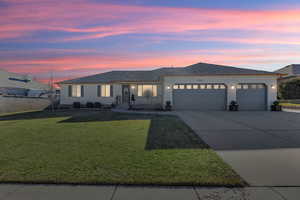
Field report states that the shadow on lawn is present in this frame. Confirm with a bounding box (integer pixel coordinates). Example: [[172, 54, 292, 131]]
[[0, 110, 209, 150]]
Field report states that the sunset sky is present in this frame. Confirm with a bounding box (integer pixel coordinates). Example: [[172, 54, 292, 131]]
[[1, 0, 300, 83]]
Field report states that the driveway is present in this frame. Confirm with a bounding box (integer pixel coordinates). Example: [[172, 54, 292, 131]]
[[177, 111, 300, 186]]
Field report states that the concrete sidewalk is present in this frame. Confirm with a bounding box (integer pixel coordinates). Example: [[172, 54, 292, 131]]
[[0, 184, 299, 200]]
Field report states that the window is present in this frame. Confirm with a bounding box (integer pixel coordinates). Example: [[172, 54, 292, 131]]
[[236, 84, 242, 89], [200, 84, 206, 89], [152, 85, 157, 96], [251, 84, 257, 89], [138, 85, 143, 96], [220, 85, 226, 89], [137, 85, 157, 97], [206, 84, 212, 89], [179, 85, 185, 89], [242, 84, 248, 89], [213, 84, 219, 89], [173, 85, 178, 89], [186, 85, 192, 89], [70, 85, 82, 97], [100, 84, 112, 97], [192, 84, 198, 89], [257, 84, 264, 89]]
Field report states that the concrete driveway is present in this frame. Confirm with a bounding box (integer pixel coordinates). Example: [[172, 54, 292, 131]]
[[176, 111, 300, 186]]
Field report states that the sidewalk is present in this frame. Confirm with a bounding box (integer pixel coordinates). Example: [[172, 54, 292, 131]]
[[0, 184, 299, 200]]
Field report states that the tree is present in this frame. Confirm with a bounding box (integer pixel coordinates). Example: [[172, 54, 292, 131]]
[[279, 79, 300, 99]]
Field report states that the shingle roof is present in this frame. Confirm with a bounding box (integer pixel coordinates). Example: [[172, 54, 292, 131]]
[[289, 64, 300, 75], [59, 62, 278, 84], [274, 64, 300, 76]]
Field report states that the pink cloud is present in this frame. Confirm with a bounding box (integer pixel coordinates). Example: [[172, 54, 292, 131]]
[[1, 0, 300, 42], [1, 47, 299, 80]]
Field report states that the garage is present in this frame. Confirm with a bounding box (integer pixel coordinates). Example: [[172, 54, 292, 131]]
[[236, 83, 267, 110], [172, 84, 227, 110]]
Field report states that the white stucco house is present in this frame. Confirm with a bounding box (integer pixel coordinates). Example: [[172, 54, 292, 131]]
[[58, 62, 281, 110]]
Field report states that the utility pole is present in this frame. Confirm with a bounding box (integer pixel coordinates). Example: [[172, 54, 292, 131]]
[[50, 71, 54, 112]]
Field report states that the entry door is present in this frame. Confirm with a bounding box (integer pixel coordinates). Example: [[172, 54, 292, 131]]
[[122, 85, 130, 104]]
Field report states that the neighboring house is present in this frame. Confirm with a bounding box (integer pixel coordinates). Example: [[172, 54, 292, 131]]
[[0, 69, 50, 97], [58, 62, 280, 111], [274, 64, 300, 83], [0, 69, 51, 114], [274, 64, 300, 99]]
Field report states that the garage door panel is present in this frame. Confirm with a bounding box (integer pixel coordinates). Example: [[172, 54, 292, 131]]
[[173, 85, 226, 110], [237, 84, 266, 111]]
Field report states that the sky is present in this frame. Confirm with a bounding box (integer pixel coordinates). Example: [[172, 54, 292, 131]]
[[1, 0, 300, 84]]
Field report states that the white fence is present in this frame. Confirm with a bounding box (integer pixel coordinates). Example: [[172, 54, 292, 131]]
[[0, 96, 50, 114]]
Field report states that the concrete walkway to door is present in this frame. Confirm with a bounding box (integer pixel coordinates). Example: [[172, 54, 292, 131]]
[[176, 111, 300, 186]]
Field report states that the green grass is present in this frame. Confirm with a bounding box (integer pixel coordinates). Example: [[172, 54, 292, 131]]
[[0, 110, 245, 186]]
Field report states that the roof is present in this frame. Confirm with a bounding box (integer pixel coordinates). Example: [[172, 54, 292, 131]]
[[59, 62, 279, 84], [275, 64, 300, 76]]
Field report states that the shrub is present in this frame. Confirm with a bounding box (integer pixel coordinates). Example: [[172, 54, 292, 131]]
[[273, 101, 279, 106], [73, 102, 81, 109], [229, 101, 239, 111], [86, 102, 94, 108], [230, 101, 238, 106], [94, 102, 102, 108], [271, 101, 282, 111]]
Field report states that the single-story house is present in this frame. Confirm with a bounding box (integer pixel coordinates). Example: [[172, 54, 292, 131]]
[[58, 62, 281, 111]]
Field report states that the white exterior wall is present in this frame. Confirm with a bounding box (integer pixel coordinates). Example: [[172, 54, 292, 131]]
[[60, 83, 163, 105], [60, 84, 122, 105], [163, 75, 278, 110]]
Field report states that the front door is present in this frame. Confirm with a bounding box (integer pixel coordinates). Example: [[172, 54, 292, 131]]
[[122, 85, 130, 104]]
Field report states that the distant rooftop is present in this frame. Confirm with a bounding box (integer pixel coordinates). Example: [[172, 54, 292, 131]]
[[274, 64, 300, 77]]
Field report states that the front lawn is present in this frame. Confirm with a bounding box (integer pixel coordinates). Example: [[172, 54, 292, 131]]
[[0, 110, 245, 186]]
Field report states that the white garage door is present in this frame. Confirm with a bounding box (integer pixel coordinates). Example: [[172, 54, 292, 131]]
[[173, 84, 227, 110], [237, 84, 267, 110]]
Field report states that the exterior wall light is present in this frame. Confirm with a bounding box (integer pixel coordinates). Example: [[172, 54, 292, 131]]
[[231, 85, 235, 90], [131, 85, 136, 89], [166, 86, 171, 90], [271, 85, 276, 89]]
